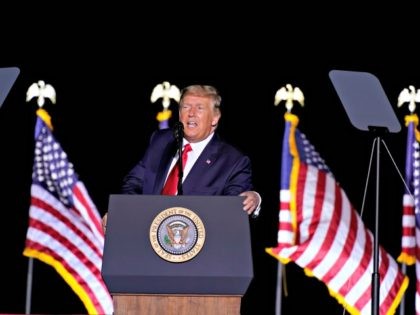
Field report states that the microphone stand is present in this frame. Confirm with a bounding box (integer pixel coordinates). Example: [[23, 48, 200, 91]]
[[177, 138, 183, 195], [174, 122, 184, 195]]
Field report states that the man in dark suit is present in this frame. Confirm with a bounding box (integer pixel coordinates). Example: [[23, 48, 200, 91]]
[[103, 85, 260, 229]]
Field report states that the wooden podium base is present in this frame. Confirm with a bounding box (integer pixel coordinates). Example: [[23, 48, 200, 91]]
[[113, 294, 241, 315]]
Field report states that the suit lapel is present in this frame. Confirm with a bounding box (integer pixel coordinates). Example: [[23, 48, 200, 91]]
[[183, 135, 220, 192], [153, 140, 177, 193]]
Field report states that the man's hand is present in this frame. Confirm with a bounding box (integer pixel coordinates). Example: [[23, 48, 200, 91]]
[[102, 213, 108, 234], [239, 191, 262, 216]]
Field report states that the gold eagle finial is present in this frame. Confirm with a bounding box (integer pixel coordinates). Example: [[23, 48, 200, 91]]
[[398, 85, 420, 114], [274, 84, 304, 112], [151, 81, 181, 129], [26, 80, 56, 107], [150, 81, 181, 110]]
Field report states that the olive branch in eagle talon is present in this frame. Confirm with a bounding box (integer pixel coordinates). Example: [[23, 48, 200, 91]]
[[274, 84, 304, 113], [398, 85, 420, 114], [26, 80, 56, 107]]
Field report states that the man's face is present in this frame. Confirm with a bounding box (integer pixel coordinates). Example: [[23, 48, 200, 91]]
[[179, 95, 221, 143]]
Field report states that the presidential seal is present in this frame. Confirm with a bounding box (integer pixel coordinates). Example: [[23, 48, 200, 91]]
[[150, 207, 205, 263]]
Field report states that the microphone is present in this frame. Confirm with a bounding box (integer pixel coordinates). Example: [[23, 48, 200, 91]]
[[251, 207, 261, 219], [173, 121, 184, 144]]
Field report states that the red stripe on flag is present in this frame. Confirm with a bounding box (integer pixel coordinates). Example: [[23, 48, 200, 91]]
[[73, 184, 103, 235], [30, 196, 102, 257]]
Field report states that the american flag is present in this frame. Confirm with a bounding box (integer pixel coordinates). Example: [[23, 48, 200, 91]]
[[398, 115, 417, 266], [23, 109, 113, 315], [398, 114, 420, 314], [266, 113, 408, 315]]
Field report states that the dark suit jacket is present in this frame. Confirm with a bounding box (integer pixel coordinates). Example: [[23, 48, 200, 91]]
[[121, 129, 253, 195]]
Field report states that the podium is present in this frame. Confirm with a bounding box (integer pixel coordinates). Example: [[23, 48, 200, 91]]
[[102, 195, 254, 315]]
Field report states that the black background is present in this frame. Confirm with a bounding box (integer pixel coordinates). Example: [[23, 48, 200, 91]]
[[1, 7, 419, 314]]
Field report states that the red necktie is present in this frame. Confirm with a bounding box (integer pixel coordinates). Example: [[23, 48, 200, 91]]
[[161, 143, 192, 195]]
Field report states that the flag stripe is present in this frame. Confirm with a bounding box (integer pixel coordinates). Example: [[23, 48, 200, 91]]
[[73, 183, 104, 243], [399, 194, 416, 264], [278, 189, 293, 246]]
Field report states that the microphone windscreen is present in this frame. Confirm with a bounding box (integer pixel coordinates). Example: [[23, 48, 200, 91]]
[[173, 121, 184, 140]]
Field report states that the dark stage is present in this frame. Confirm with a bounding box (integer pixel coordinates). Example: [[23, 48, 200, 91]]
[[1, 17, 420, 314]]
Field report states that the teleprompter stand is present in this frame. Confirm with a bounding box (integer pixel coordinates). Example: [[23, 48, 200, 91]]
[[329, 70, 401, 315]]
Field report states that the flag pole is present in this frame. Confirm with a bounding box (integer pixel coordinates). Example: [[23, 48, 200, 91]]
[[25, 257, 33, 314], [399, 264, 406, 315], [275, 262, 282, 315]]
